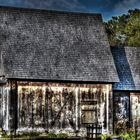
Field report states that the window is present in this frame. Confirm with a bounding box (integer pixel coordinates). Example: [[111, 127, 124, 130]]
[[81, 100, 97, 124]]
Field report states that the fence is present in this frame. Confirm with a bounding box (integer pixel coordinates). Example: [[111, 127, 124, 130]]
[[86, 123, 102, 140]]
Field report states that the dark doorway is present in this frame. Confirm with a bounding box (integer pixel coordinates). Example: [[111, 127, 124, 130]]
[[113, 92, 130, 133]]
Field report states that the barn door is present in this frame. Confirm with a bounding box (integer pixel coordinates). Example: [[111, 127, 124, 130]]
[[18, 83, 77, 131], [47, 86, 77, 130], [113, 92, 130, 132], [18, 84, 46, 129]]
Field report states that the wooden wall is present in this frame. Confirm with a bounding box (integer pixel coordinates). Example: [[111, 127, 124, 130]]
[[113, 92, 140, 133], [0, 81, 112, 136]]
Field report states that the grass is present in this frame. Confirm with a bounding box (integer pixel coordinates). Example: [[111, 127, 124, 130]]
[[0, 132, 68, 139]]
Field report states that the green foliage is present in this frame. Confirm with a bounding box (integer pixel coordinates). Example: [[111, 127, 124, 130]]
[[105, 9, 140, 47], [56, 133, 68, 138], [47, 132, 68, 138], [2, 131, 41, 138], [125, 10, 140, 46], [1, 132, 68, 139], [2, 134, 12, 138], [101, 134, 112, 140], [47, 132, 57, 138], [101, 133, 137, 140], [20, 132, 40, 137], [119, 132, 137, 140]]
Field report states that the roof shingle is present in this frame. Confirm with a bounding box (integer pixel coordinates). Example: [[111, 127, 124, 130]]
[[111, 46, 140, 90], [0, 6, 119, 82]]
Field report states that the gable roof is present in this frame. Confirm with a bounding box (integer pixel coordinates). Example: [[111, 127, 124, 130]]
[[0, 6, 119, 82], [111, 46, 140, 90]]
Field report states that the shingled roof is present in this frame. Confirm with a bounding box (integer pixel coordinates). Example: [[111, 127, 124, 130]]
[[0, 6, 119, 82], [111, 46, 140, 90]]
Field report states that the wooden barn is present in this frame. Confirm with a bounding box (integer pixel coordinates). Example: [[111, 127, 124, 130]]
[[0, 6, 119, 136], [111, 46, 140, 132]]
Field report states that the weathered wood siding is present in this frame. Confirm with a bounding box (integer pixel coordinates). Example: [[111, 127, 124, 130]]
[[130, 93, 140, 130], [0, 81, 113, 136], [113, 92, 140, 132], [17, 82, 112, 135], [113, 92, 130, 132], [0, 86, 3, 128], [0, 83, 10, 131]]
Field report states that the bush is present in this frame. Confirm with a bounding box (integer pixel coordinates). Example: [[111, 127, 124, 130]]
[[47, 132, 68, 138], [47, 133, 57, 138], [2, 132, 41, 138], [57, 133, 68, 138], [101, 134, 112, 140], [101, 132, 138, 140], [21, 132, 40, 137]]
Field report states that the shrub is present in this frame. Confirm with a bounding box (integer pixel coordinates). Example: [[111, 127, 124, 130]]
[[47, 133, 57, 138], [57, 133, 68, 138], [101, 134, 112, 140], [120, 133, 136, 140]]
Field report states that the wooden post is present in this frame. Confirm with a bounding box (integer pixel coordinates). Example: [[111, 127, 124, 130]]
[[9, 80, 18, 135], [106, 85, 109, 133], [75, 87, 79, 131]]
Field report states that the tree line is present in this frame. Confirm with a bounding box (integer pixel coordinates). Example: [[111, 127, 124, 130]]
[[105, 9, 140, 47]]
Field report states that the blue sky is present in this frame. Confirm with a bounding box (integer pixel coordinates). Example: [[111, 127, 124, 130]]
[[0, 0, 140, 21]]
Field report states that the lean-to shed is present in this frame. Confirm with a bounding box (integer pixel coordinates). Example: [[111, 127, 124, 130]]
[[111, 46, 140, 131]]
